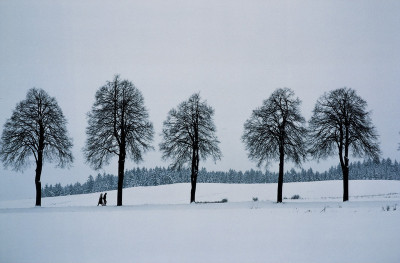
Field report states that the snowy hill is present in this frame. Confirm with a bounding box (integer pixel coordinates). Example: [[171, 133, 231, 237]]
[[1, 180, 399, 208], [1, 181, 399, 263]]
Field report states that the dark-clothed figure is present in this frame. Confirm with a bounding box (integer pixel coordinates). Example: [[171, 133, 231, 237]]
[[97, 193, 103, 206], [103, 193, 107, 206]]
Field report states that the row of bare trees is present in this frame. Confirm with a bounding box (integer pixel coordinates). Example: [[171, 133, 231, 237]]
[[0, 75, 382, 206], [242, 88, 380, 203]]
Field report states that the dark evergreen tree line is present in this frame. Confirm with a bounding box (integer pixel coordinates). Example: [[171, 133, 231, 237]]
[[43, 158, 400, 197]]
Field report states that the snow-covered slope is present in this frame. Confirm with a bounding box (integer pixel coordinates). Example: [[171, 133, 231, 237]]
[[1, 180, 399, 208], [0, 181, 399, 263]]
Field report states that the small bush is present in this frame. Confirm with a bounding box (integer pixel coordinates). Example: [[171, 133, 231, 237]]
[[291, 194, 300, 200], [197, 199, 228, 204], [253, 197, 258, 202], [382, 205, 392, 212]]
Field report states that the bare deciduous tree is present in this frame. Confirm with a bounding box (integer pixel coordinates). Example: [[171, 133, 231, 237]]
[[84, 75, 154, 206], [309, 87, 380, 202], [242, 88, 307, 203], [160, 93, 221, 203], [0, 88, 73, 206]]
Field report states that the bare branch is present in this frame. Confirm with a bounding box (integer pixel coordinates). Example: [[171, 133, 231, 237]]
[[84, 75, 154, 170], [242, 88, 308, 168], [308, 87, 381, 161], [0, 88, 73, 171], [159, 93, 222, 169]]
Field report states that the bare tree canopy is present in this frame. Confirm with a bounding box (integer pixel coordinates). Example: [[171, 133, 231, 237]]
[[308, 87, 380, 201], [0, 88, 73, 206], [84, 75, 154, 206], [242, 88, 307, 203], [160, 93, 221, 203]]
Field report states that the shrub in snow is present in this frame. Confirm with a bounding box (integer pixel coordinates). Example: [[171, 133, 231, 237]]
[[291, 194, 300, 200], [253, 197, 258, 202], [221, 198, 228, 203], [382, 204, 397, 212], [382, 205, 391, 211]]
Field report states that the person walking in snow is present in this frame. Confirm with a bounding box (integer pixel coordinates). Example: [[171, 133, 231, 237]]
[[103, 193, 107, 206], [97, 193, 103, 206]]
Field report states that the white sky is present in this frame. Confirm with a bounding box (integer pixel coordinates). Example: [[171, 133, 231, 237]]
[[1, 0, 399, 189]]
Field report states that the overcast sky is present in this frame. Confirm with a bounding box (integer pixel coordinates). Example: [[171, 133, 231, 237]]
[[1, 0, 399, 192]]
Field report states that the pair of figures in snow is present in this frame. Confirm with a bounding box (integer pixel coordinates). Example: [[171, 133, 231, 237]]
[[97, 193, 107, 206]]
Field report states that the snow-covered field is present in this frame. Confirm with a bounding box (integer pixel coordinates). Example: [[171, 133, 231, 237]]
[[1, 180, 399, 263]]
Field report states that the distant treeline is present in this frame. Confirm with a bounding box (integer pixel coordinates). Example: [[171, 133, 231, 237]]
[[42, 158, 400, 197]]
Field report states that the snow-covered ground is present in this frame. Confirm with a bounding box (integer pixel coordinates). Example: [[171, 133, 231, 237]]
[[1, 180, 399, 263]]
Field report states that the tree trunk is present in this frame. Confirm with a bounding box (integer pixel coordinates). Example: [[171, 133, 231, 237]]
[[35, 158, 42, 207], [191, 108, 200, 204], [190, 147, 199, 203], [338, 152, 348, 202], [117, 151, 125, 206], [339, 147, 349, 202], [190, 175, 197, 203], [342, 125, 350, 202], [343, 132, 350, 202], [342, 164, 349, 202], [277, 147, 284, 203], [35, 126, 44, 207]]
